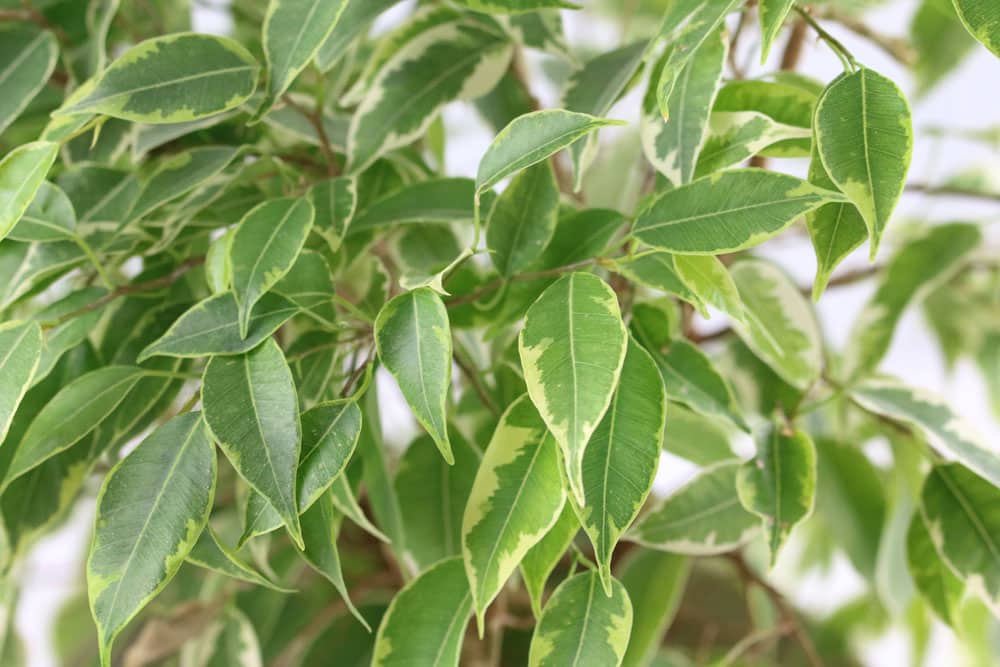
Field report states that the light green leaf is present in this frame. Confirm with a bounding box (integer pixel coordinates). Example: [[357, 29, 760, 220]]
[[921, 463, 1000, 613], [632, 169, 841, 254], [203, 338, 303, 546], [274, 250, 338, 326], [372, 556, 472, 667], [31, 288, 110, 386], [330, 474, 391, 543], [4, 366, 144, 487], [843, 223, 980, 380], [630, 461, 759, 554], [477, 110, 624, 194], [298, 401, 363, 511], [851, 378, 1000, 490], [298, 492, 368, 629], [953, 0, 1000, 57], [131, 146, 242, 220], [62, 33, 259, 123], [230, 197, 315, 338], [672, 254, 743, 319], [487, 162, 560, 276], [309, 176, 356, 252], [347, 17, 512, 172], [205, 229, 233, 294], [0, 141, 59, 242], [187, 528, 292, 592], [396, 431, 480, 570], [641, 27, 727, 185], [528, 571, 633, 667], [315, 0, 403, 72], [375, 288, 453, 462], [562, 40, 647, 189], [714, 78, 817, 157], [519, 272, 628, 505], [729, 258, 823, 390], [503, 11, 573, 60], [661, 403, 737, 465], [462, 394, 567, 632], [452, 0, 579, 12], [758, 0, 796, 62], [259, 0, 349, 116], [348, 178, 479, 235], [0, 26, 58, 135], [521, 504, 580, 618], [610, 251, 698, 304], [907, 513, 963, 626], [87, 412, 216, 667], [814, 67, 913, 257], [138, 293, 298, 361], [9, 182, 77, 243], [620, 550, 690, 667], [737, 424, 817, 565], [578, 338, 665, 590], [0, 321, 42, 445], [694, 111, 811, 178], [651, 339, 748, 432]]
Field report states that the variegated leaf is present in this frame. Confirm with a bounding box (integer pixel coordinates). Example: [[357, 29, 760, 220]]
[[694, 110, 811, 178], [0, 141, 59, 242], [486, 161, 560, 276], [953, 0, 1000, 57]]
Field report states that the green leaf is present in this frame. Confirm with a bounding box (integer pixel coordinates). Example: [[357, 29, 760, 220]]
[[519, 272, 628, 505], [528, 571, 633, 667], [651, 339, 748, 432], [907, 513, 963, 625], [462, 394, 567, 632], [315, 0, 403, 72], [610, 251, 698, 304], [348, 178, 479, 235], [87, 412, 216, 667], [641, 27, 727, 185], [452, 0, 579, 12], [0, 321, 42, 445], [912, 0, 976, 94], [620, 550, 690, 667], [661, 403, 737, 465], [203, 338, 303, 546], [758, 0, 796, 62], [4, 366, 144, 487], [9, 182, 77, 243], [578, 338, 665, 589], [737, 424, 817, 565], [230, 197, 315, 338], [274, 250, 338, 327], [0, 26, 58, 135], [131, 146, 242, 220], [729, 258, 823, 390], [521, 504, 580, 617], [672, 253, 743, 319], [347, 17, 512, 172], [375, 288, 453, 463], [62, 33, 259, 123], [843, 223, 980, 380], [330, 474, 391, 543], [562, 40, 648, 189], [0, 141, 59, 242], [309, 176, 356, 252], [187, 527, 291, 592], [713, 78, 817, 157], [814, 67, 913, 257], [396, 430, 480, 570], [694, 111, 811, 178], [920, 463, 1000, 612], [630, 461, 759, 554], [477, 110, 624, 194], [372, 557, 472, 667], [259, 0, 349, 115], [852, 378, 1000, 489], [632, 169, 841, 254], [486, 162, 560, 276], [953, 0, 1000, 57], [298, 401, 363, 511], [138, 292, 298, 361]]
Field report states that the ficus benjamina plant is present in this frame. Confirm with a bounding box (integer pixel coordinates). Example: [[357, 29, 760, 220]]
[[0, 0, 999, 665]]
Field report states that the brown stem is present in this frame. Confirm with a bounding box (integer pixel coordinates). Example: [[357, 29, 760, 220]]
[[906, 182, 1000, 203], [454, 348, 500, 417], [282, 95, 340, 176], [780, 17, 809, 71], [445, 258, 600, 308], [815, 8, 916, 66]]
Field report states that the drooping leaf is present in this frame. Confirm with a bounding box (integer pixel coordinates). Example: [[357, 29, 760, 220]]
[[375, 288, 454, 463], [9, 182, 77, 242], [520, 504, 580, 617], [330, 474, 391, 543], [641, 27, 727, 186], [672, 253, 743, 319], [519, 272, 628, 505], [61, 33, 259, 123], [632, 169, 842, 254], [203, 338, 303, 546], [0, 26, 58, 135], [528, 571, 633, 667], [814, 67, 913, 257], [907, 513, 963, 626], [651, 339, 748, 432], [462, 395, 566, 632], [758, 0, 796, 62], [259, 0, 349, 115], [920, 463, 1000, 612], [912, 0, 976, 94], [729, 258, 823, 390], [737, 423, 817, 565], [486, 161, 560, 276], [851, 378, 1000, 490], [610, 251, 698, 304], [0, 321, 43, 445], [620, 550, 690, 667], [694, 111, 811, 177], [630, 461, 758, 554], [0, 141, 59, 242], [477, 110, 624, 194], [952, 0, 1000, 57], [297, 400, 363, 512], [187, 528, 291, 592], [843, 223, 981, 380], [230, 197, 315, 338], [274, 250, 338, 326], [4, 366, 144, 487], [371, 557, 472, 667], [131, 145, 242, 220], [347, 17, 513, 172], [87, 412, 216, 667], [577, 338, 665, 589]]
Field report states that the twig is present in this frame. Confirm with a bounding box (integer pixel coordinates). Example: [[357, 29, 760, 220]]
[[282, 95, 340, 176], [794, 6, 858, 71], [815, 8, 916, 66], [446, 258, 600, 308], [454, 348, 500, 417], [340, 346, 374, 398], [780, 17, 809, 71], [906, 182, 1000, 203]]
